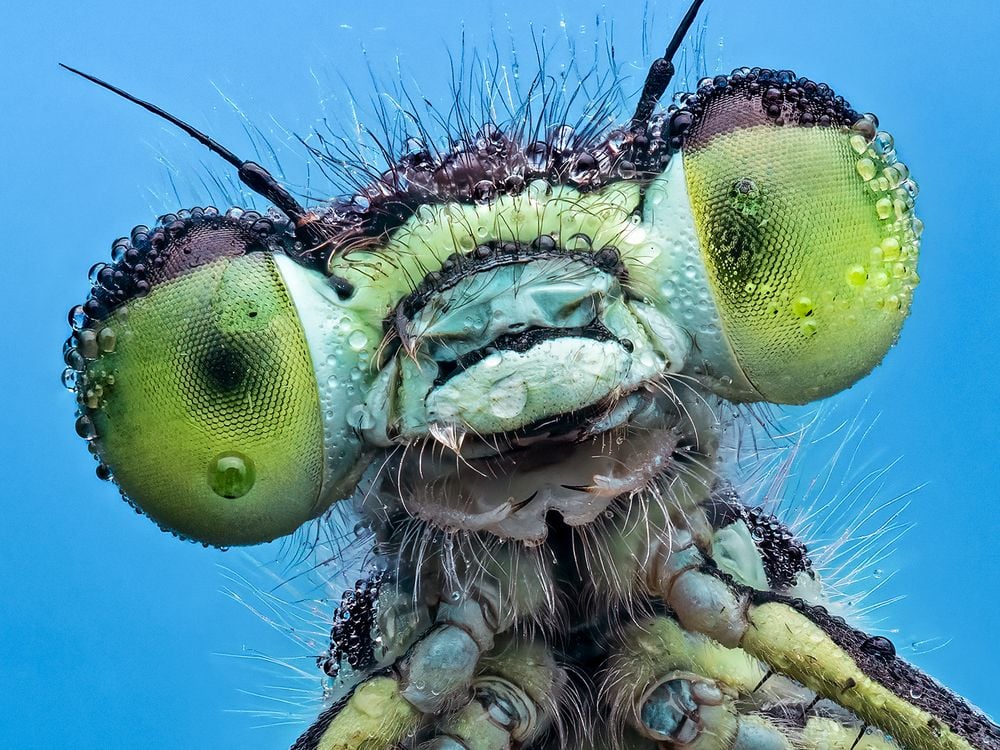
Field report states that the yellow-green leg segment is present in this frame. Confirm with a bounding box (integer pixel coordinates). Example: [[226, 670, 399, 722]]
[[606, 614, 894, 750], [638, 535, 998, 750], [418, 638, 564, 750]]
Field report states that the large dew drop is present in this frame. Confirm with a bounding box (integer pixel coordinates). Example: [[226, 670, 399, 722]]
[[208, 451, 256, 499]]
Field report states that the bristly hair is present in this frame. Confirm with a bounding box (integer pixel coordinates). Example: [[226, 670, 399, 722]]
[[63, 1, 716, 282]]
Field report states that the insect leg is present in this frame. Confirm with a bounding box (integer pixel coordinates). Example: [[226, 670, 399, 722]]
[[628, 518, 1000, 750], [416, 637, 564, 750], [294, 543, 553, 749], [291, 675, 420, 750], [605, 613, 901, 750], [291, 593, 509, 750], [800, 717, 903, 750]]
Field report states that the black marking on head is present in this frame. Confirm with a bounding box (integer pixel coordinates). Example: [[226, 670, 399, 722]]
[[302, 117, 676, 263], [434, 322, 619, 389], [317, 569, 387, 679], [705, 485, 813, 590], [390, 238, 627, 334]]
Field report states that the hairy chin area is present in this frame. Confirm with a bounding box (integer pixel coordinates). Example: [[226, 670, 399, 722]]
[[379, 384, 721, 543]]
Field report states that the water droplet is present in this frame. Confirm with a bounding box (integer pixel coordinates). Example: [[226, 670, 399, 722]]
[[208, 451, 256, 499], [68, 305, 87, 331], [61, 368, 78, 391], [880, 236, 901, 260], [856, 158, 877, 181], [846, 265, 867, 287], [791, 296, 813, 318], [473, 180, 497, 203], [347, 404, 375, 431], [489, 378, 529, 420], [860, 635, 896, 659], [98, 327, 117, 353], [849, 133, 869, 155], [730, 177, 760, 216], [873, 131, 894, 154], [875, 197, 893, 220], [111, 240, 128, 263], [800, 320, 818, 337], [76, 329, 99, 359], [75, 414, 97, 441], [348, 330, 368, 352]]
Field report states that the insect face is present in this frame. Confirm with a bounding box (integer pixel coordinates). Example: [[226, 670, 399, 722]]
[[65, 211, 372, 545]]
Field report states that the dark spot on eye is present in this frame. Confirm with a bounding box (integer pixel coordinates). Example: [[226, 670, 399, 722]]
[[713, 225, 757, 271], [248, 311, 258, 318], [202, 347, 248, 392]]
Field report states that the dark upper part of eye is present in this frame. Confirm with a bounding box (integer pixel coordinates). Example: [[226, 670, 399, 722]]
[[671, 68, 866, 153], [71, 209, 296, 329]]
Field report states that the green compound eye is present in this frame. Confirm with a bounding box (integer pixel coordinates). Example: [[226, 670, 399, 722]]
[[70, 214, 372, 546], [678, 75, 921, 404]]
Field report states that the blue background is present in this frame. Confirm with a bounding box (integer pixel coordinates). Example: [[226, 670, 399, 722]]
[[2, 1, 998, 747]]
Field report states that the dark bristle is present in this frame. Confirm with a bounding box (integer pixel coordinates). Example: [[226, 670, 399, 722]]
[[59, 64, 328, 249], [58, 64, 245, 170], [629, 0, 706, 131]]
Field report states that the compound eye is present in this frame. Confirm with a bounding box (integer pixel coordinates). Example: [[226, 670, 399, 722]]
[[66, 210, 363, 546], [678, 71, 921, 404]]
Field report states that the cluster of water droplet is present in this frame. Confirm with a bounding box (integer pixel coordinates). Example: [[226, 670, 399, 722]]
[[847, 116, 922, 309], [63, 293, 121, 480], [317, 570, 386, 681], [666, 68, 865, 151]]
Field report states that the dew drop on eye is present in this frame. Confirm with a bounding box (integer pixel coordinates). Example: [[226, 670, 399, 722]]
[[208, 451, 256, 499]]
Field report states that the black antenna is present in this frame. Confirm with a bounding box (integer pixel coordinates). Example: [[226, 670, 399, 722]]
[[59, 64, 325, 246], [629, 0, 706, 131]]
